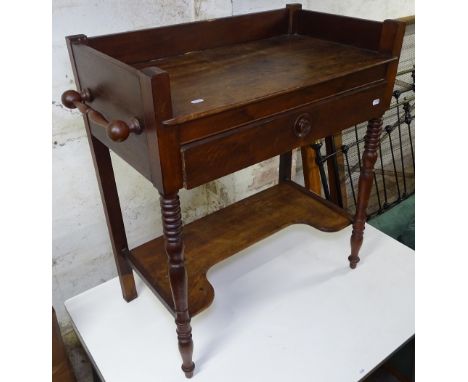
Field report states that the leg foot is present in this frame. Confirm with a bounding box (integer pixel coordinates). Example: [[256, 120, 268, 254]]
[[182, 362, 195, 378], [348, 254, 360, 269], [349, 118, 383, 268], [160, 193, 195, 377], [89, 136, 137, 300]]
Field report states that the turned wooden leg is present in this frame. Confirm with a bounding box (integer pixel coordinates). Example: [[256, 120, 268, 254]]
[[160, 193, 195, 378], [279, 151, 293, 181], [89, 136, 137, 301], [301, 145, 322, 194], [349, 117, 383, 269]]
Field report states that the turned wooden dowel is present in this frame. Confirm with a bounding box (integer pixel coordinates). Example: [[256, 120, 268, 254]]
[[160, 193, 195, 378], [349, 117, 383, 269], [61, 89, 142, 142]]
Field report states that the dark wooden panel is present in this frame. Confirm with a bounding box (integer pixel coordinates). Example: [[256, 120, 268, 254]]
[[378, 19, 406, 108], [182, 82, 387, 189], [138, 67, 183, 194], [72, 44, 152, 180], [128, 181, 352, 316], [88, 9, 289, 64], [297, 9, 383, 51], [137, 34, 393, 124]]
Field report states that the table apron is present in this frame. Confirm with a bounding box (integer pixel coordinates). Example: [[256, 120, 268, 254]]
[[181, 82, 387, 189]]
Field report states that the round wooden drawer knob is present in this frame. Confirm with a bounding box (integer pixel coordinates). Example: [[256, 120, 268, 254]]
[[107, 118, 142, 142], [293, 113, 312, 138]]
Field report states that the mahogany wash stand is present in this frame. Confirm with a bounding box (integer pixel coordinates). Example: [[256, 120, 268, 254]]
[[62, 4, 404, 378]]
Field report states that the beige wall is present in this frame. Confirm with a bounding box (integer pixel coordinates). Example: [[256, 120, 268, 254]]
[[52, 0, 414, 330]]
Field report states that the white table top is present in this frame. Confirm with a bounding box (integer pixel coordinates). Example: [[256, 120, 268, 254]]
[[65, 224, 414, 382]]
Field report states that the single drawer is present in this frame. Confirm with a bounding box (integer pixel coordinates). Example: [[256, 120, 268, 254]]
[[181, 82, 387, 189]]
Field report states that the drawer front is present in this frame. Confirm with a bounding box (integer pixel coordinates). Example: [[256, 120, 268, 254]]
[[182, 82, 387, 189]]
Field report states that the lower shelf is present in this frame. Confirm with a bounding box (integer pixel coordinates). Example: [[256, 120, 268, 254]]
[[128, 181, 352, 316]]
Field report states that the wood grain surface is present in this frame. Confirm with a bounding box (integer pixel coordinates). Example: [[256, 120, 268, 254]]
[[135, 35, 395, 123]]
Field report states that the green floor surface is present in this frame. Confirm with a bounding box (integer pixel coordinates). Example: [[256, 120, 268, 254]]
[[368, 195, 415, 250]]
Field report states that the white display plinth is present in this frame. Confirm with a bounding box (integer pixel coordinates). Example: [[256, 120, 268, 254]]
[[65, 224, 414, 382]]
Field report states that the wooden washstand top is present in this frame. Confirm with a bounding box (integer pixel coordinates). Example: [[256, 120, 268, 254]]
[[133, 34, 396, 124]]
